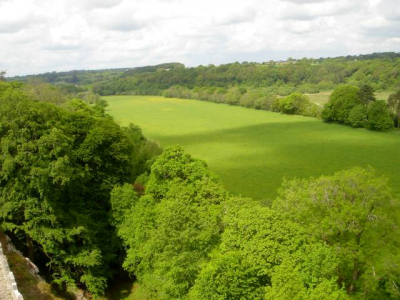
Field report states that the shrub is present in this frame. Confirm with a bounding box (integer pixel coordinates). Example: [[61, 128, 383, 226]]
[[279, 93, 310, 115], [347, 105, 368, 128], [322, 85, 361, 123], [367, 100, 393, 131]]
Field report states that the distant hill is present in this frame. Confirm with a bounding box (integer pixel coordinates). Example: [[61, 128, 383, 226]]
[[8, 52, 400, 96]]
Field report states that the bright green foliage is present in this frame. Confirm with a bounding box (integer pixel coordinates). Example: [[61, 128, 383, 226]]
[[0, 81, 23, 93], [218, 198, 305, 276], [113, 146, 227, 299], [367, 100, 393, 131], [0, 83, 153, 295], [322, 85, 361, 123], [190, 197, 345, 300], [110, 183, 139, 226], [278, 93, 311, 115], [347, 104, 368, 127], [145, 145, 218, 199], [265, 260, 349, 300], [189, 251, 265, 300], [274, 167, 400, 298]]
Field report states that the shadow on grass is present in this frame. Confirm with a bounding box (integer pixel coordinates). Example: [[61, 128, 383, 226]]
[[150, 121, 400, 199]]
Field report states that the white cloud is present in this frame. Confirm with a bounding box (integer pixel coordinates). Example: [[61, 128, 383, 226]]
[[278, 0, 366, 20], [280, 0, 331, 3], [377, 0, 400, 20], [0, 0, 399, 76]]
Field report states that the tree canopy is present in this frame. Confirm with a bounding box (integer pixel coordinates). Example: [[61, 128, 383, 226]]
[[322, 85, 393, 131], [0, 82, 161, 295], [273, 167, 400, 298]]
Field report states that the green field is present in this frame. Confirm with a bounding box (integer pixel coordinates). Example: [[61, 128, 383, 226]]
[[307, 90, 393, 105], [105, 95, 400, 200]]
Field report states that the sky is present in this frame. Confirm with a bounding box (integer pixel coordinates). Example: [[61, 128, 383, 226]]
[[0, 0, 399, 76]]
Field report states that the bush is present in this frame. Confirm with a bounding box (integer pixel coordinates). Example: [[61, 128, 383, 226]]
[[367, 100, 393, 131], [347, 105, 368, 128], [305, 103, 322, 118], [254, 95, 277, 111], [225, 87, 242, 105], [322, 85, 361, 123], [239, 91, 263, 108], [279, 93, 310, 115]]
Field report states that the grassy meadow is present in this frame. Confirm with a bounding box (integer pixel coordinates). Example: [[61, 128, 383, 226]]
[[307, 90, 393, 106], [106, 95, 400, 200]]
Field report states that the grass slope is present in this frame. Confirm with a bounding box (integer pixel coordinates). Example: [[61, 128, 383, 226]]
[[106, 95, 400, 200]]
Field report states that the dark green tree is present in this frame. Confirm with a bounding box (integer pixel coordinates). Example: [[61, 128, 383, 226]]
[[0, 70, 6, 81], [388, 90, 400, 128], [347, 104, 368, 128], [278, 92, 311, 115], [367, 100, 393, 131], [322, 85, 361, 123], [0, 83, 154, 295], [357, 84, 376, 105]]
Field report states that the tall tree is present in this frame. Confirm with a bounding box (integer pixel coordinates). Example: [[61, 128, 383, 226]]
[[321, 85, 361, 123], [367, 100, 393, 131], [190, 197, 348, 300], [112, 146, 227, 299], [0, 84, 151, 295], [0, 70, 6, 81], [273, 167, 400, 298], [357, 84, 376, 105], [388, 90, 400, 128]]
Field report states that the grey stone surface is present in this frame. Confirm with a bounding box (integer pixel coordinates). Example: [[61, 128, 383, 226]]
[[0, 261, 12, 300], [0, 243, 22, 300]]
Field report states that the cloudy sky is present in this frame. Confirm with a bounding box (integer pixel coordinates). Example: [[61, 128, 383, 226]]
[[0, 0, 399, 76]]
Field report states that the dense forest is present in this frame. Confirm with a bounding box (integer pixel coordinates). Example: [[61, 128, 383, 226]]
[[9, 53, 400, 97], [1, 65, 400, 299], [94, 53, 400, 96]]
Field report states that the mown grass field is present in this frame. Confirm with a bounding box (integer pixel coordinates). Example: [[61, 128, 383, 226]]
[[105, 95, 400, 200]]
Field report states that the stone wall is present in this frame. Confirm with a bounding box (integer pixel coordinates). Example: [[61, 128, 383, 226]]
[[0, 243, 23, 300]]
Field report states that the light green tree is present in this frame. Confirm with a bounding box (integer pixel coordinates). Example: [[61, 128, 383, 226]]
[[367, 100, 393, 131], [190, 197, 346, 300], [278, 92, 310, 115], [273, 167, 400, 298], [322, 85, 361, 123], [113, 146, 227, 299]]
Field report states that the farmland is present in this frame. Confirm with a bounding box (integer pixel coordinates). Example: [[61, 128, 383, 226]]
[[307, 90, 393, 106], [106, 95, 400, 200]]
